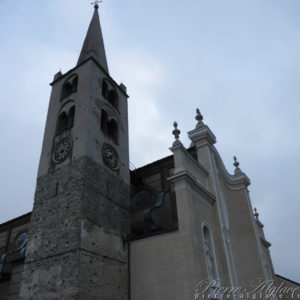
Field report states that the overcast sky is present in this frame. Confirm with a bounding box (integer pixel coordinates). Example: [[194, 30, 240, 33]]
[[0, 0, 299, 283]]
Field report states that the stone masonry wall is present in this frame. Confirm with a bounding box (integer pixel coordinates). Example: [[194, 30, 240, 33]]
[[19, 156, 130, 300]]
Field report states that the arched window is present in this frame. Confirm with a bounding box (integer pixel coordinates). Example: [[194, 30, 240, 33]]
[[102, 80, 109, 99], [108, 89, 117, 108], [60, 74, 78, 100], [56, 112, 68, 135], [56, 106, 75, 136], [102, 78, 118, 110], [100, 109, 118, 144], [108, 119, 118, 144], [67, 106, 75, 128], [202, 225, 218, 284], [101, 109, 108, 134], [72, 76, 78, 90]]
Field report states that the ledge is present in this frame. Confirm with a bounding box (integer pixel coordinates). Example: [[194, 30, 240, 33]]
[[129, 227, 179, 242], [168, 169, 216, 205], [276, 274, 300, 286], [50, 56, 129, 98], [212, 145, 251, 189], [260, 236, 271, 248]]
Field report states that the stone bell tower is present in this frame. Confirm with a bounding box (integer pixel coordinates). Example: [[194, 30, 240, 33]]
[[19, 4, 130, 299]]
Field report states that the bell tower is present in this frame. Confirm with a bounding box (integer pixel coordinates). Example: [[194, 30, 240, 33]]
[[19, 4, 130, 299]]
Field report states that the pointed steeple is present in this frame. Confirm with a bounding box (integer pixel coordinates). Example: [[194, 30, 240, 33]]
[[77, 5, 109, 72]]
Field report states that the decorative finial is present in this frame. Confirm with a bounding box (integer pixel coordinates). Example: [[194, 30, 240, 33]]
[[233, 156, 239, 168], [196, 108, 203, 122], [233, 156, 242, 175], [195, 108, 204, 128], [172, 122, 181, 145], [91, 0, 102, 9], [254, 207, 259, 220]]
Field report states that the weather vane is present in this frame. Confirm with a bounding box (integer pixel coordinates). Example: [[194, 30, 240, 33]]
[[91, 0, 102, 9]]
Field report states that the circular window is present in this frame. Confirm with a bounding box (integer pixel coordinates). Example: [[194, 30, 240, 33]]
[[15, 232, 29, 249]]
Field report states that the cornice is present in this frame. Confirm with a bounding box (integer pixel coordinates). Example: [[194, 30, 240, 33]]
[[260, 236, 271, 248], [188, 125, 216, 145], [50, 57, 129, 98], [168, 169, 216, 205], [211, 145, 251, 190], [170, 142, 209, 177]]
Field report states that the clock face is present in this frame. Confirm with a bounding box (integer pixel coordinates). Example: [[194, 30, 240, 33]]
[[54, 138, 72, 163], [102, 143, 119, 170]]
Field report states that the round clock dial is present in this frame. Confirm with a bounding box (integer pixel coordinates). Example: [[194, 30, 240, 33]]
[[102, 143, 119, 170], [54, 138, 72, 163]]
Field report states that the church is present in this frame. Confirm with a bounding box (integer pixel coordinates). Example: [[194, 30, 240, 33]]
[[0, 4, 299, 300]]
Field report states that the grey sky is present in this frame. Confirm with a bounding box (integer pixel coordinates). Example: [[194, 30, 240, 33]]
[[0, 0, 299, 282]]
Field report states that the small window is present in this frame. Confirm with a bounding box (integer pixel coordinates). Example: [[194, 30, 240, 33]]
[[100, 109, 118, 144], [61, 74, 78, 100], [102, 78, 118, 110], [108, 119, 118, 144], [108, 89, 117, 108], [102, 80, 109, 99], [101, 109, 108, 133], [67, 106, 75, 128], [15, 232, 29, 249], [56, 106, 75, 136], [72, 76, 78, 90], [56, 112, 68, 135]]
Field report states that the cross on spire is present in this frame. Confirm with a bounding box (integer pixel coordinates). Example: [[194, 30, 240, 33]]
[[91, 0, 102, 9]]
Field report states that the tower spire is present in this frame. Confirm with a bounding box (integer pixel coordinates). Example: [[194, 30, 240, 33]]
[[77, 4, 109, 72]]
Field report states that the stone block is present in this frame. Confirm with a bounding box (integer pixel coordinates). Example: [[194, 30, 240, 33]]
[[82, 191, 130, 236], [19, 250, 79, 299], [107, 176, 130, 208], [80, 219, 127, 263], [78, 250, 128, 300]]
